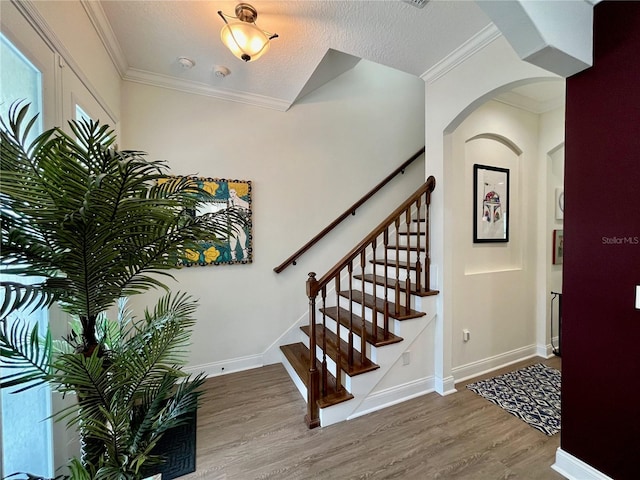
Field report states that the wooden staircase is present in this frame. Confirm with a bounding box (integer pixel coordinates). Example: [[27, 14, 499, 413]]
[[280, 177, 438, 428]]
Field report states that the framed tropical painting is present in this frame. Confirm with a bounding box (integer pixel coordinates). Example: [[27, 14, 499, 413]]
[[165, 176, 253, 266]]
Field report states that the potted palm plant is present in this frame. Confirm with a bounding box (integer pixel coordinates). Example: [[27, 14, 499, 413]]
[[0, 103, 242, 478]]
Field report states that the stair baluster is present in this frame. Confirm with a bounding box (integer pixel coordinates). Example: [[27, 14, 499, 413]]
[[335, 275, 343, 394], [360, 251, 367, 364], [394, 218, 401, 315], [383, 228, 390, 338], [404, 208, 412, 308], [321, 285, 328, 397], [347, 261, 354, 368], [306, 272, 320, 429], [425, 188, 432, 291], [371, 239, 379, 343], [415, 196, 423, 292]]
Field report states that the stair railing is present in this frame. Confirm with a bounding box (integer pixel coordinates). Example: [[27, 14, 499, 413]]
[[304, 176, 436, 428], [274, 147, 425, 274]]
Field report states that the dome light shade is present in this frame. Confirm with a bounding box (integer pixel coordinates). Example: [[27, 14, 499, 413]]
[[218, 3, 278, 63], [220, 22, 270, 62]]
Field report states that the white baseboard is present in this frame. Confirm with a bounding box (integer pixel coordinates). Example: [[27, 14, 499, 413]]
[[552, 448, 613, 480], [348, 376, 435, 420], [434, 375, 457, 395], [452, 344, 538, 384], [185, 354, 263, 378]]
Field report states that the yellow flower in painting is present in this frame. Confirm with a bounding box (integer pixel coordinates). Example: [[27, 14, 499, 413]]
[[203, 182, 219, 196], [228, 182, 249, 198], [184, 249, 200, 262], [204, 246, 220, 263]]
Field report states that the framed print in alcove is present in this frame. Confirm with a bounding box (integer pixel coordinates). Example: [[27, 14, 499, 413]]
[[473, 164, 509, 243], [553, 229, 564, 265]]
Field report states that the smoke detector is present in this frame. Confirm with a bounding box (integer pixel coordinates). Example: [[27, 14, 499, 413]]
[[213, 65, 231, 78], [403, 0, 429, 8], [177, 56, 196, 69]]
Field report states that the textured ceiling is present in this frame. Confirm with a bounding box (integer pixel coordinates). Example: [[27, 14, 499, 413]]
[[95, 0, 563, 111]]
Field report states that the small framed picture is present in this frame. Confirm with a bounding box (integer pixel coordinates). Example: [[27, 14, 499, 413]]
[[473, 164, 509, 243], [553, 229, 564, 265]]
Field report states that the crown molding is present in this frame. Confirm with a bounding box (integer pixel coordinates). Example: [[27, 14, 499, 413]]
[[80, 0, 128, 77], [124, 68, 292, 112], [421, 23, 501, 84], [493, 90, 565, 114], [78, 0, 290, 112]]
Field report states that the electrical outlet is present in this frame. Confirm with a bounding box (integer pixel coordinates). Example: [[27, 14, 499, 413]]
[[463, 329, 470, 342], [402, 351, 411, 365]]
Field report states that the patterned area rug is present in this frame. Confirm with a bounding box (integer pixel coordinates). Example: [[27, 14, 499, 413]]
[[466, 363, 561, 436]]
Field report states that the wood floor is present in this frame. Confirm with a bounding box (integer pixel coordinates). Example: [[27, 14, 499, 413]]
[[180, 356, 564, 480]]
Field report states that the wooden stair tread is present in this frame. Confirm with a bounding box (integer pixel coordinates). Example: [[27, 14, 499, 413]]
[[338, 290, 425, 320], [371, 259, 418, 270], [280, 343, 353, 408], [300, 325, 379, 376], [386, 244, 426, 252], [353, 274, 439, 297], [319, 306, 403, 347]]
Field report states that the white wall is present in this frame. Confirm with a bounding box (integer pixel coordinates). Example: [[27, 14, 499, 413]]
[[120, 60, 427, 374], [425, 33, 561, 391], [538, 106, 565, 354], [449, 100, 539, 375]]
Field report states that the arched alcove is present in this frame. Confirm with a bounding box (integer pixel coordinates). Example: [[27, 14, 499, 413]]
[[438, 78, 565, 381]]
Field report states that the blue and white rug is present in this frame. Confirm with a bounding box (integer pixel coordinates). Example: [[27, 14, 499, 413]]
[[466, 363, 561, 436]]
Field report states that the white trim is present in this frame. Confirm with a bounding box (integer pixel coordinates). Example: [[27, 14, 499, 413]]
[[452, 344, 538, 384], [434, 375, 457, 395], [80, 0, 292, 111], [348, 376, 435, 420], [80, 0, 128, 77], [124, 68, 291, 112], [185, 354, 263, 379], [494, 90, 565, 114], [421, 24, 501, 84], [552, 448, 614, 480], [537, 342, 552, 358], [12, 0, 119, 124]]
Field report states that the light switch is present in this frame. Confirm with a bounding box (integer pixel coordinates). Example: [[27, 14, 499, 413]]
[[636, 285, 640, 310]]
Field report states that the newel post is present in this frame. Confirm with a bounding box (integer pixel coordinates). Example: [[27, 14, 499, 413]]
[[305, 272, 321, 428]]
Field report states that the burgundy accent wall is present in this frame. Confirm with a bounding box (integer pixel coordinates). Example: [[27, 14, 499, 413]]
[[563, 2, 640, 478]]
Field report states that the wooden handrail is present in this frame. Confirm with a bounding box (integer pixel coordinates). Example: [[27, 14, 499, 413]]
[[273, 147, 425, 273], [310, 176, 436, 296]]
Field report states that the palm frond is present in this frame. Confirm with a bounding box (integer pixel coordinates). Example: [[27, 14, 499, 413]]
[[51, 350, 111, 424], [0, 279, 70, 319], [154, 372, 206, 435], [0, 317, 52, 392]]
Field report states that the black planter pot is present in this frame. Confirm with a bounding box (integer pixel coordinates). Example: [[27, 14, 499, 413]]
[[141, 411, 197, 480]]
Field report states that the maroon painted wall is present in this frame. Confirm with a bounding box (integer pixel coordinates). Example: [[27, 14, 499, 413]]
[[562, 2, 640, 478]]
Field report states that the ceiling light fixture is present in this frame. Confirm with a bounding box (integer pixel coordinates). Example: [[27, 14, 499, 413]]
[[217, 3, 278, 62]]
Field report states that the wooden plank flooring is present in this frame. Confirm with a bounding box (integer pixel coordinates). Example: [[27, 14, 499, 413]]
[[181, 356, 563, 480]]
